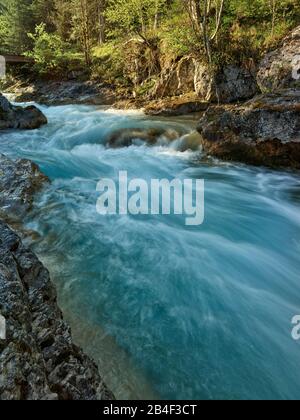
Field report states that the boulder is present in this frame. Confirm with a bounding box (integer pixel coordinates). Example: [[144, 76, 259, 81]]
[[122, 39, 160, 88], [0, 93, 47, 130], [194, 64, 258, 103], [0, 154, 49, 221], [197, 89, 300, 169], [106, 127, 184, 148], [257, 26, 300, 92]]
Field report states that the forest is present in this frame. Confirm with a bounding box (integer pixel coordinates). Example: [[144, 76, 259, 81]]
[[0, 1, 299, 89]]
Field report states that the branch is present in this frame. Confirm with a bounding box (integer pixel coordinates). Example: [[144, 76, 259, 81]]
[[210, 0, 225, 41]]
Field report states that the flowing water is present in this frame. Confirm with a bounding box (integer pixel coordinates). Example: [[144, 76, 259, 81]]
[[1, 103, 300, 400]]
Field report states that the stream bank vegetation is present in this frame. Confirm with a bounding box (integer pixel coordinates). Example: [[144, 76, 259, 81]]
[[0, 0, 299, 99]]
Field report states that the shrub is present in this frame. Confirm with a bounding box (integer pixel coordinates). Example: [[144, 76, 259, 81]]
[[26, 23, 83, 77]]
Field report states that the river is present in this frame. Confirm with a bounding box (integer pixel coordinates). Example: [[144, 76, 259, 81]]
[[1, 103, 300, 400]]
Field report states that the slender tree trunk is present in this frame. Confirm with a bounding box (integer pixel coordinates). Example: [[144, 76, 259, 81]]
[[97, 0, 105, 44], [80, 0, 91, 66]]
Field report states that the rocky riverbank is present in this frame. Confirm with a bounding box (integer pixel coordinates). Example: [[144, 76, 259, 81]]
[[0, 93, 47, 130], [197, 89, 300, 169], [0, 153, 114, 400], [2, 80, 119, 107]]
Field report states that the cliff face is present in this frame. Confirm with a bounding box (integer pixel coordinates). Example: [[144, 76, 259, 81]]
[[0, 154, 114, 400]]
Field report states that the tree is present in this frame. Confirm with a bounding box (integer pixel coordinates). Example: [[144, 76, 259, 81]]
[[70, 0, 93, 66], [183, 0, 225, 63], [53, 0, 73, 41], [0, 1, 7, 12], [27, 23, 66, 74], [105, 0, 167, 39], [0, 0, 35, 53], [97, 0, 106, 44], [269, 0, 277, 36], [31, 0, 56, 32]]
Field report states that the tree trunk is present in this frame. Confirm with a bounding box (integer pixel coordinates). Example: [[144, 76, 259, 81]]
[[97, 0, 105, 44], [80, 0, 91, 66]]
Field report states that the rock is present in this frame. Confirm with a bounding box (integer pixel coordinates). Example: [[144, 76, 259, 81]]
[[0, 154, 49, 221], [0, 93, 47, 130], [197, 89, 300, 168], [106, 127, 184, 148], [153, 57, 258, 103], [194, 64, 258, 103], [215, 65, 259, 103], [153, 57, 196, 98], [257, 26, 300, 92], [194, 62, 214, 101], [0, 94, 11, 113], [0, 221, 114, 400], [144, 96, 209, 116], [12, 81, 117, 106]]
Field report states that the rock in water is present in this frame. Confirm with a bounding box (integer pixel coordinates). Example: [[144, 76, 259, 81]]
[[0, 154, 49, 220], [0, 93, 47, 130], [0, 222, 114, 400], [197, 89, 300, 169]]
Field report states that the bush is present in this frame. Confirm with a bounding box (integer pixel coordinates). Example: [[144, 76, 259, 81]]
[[26, 23, 83, 77], [91, 42, 128, 85]]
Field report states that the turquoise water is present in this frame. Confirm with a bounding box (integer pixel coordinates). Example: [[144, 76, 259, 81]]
[[1, 104, 300, 400]]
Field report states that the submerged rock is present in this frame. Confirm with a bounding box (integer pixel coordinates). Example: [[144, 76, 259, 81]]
[[0, 93, 47, 130], [106, 127, 184, 148], [197, 89, 300, 169]]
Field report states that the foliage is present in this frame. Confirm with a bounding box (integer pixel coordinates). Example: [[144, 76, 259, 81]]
[[26, 23, 82, 76], [91, 42, 127, 85], [105, 0, 168, 39], [0, 0, 299, 82]]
